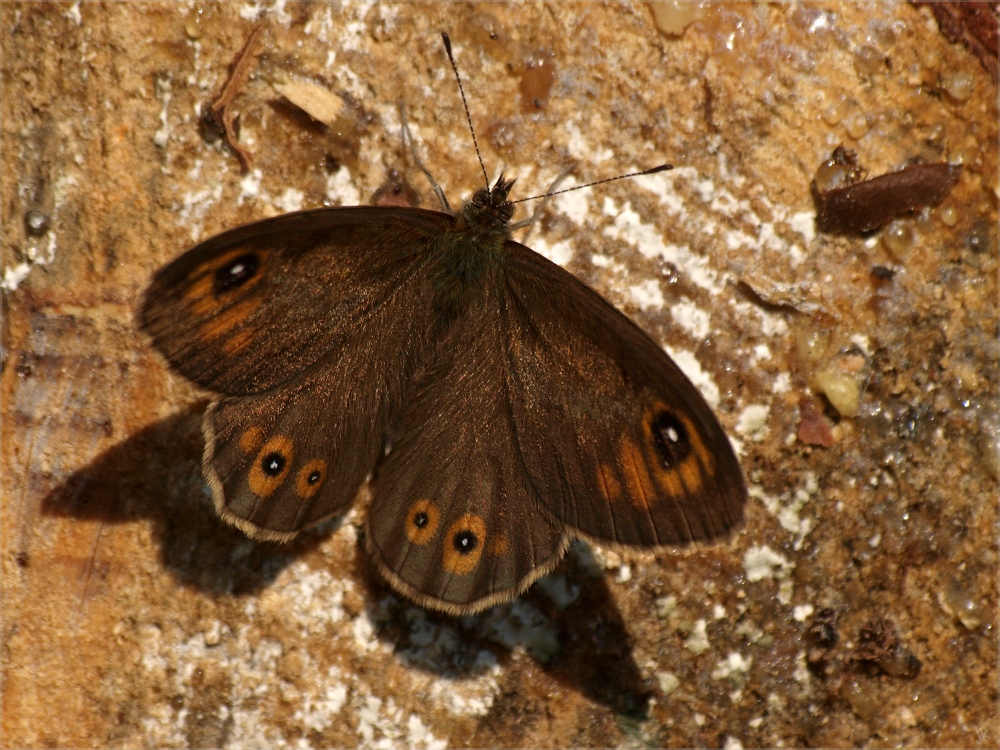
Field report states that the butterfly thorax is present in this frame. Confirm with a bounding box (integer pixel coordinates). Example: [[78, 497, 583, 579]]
[[431, 176, 515, 323]]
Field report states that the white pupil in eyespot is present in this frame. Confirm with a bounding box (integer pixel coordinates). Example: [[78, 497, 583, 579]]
[[230, 263, 245, 276], [666, 427, 679, 443]]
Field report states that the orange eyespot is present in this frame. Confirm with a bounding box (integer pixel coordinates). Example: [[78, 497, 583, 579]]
[[628, 403, 714, 503], [247, 435, 294, 497], [442, 514, 486, 575], [648, 409, 691, 469], [610, 403, 717, 509], [212, 252, 261, 296], [184, 248, 265, 315], [405, 500, 440, 545], [295, 459, 328, 499]]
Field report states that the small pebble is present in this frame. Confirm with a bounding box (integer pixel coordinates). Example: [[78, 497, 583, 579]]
[[843, 679, 878, 722], [821, 100, 846, 126], [939, 205, 958, 227], [940, 580, 984, 629], [941, 72, 974, 102], [649, 1, 704, 36], [845, 111, 873, 139], [796, 327, 832, 364], [24, 209, 50, 237], [813, 350, 868, 418], [656, 671, 681, 695]]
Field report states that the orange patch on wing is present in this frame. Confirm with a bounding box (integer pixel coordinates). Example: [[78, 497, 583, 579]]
[[442, 513, 486, 575], [405, 499, 440, 545], [184, 275, 217, 315], [295, 459, 328, 499], [487, 534, 509, 556], [239, 426, 265, 453], [650, 455, 685, 498], [200, 297, 262, 342], [618, 439, 658, 509], [247, 435, 294, 497], [596, 462, 622, 503], [683, 414, 715, 476], [223, 326, 257, 356]]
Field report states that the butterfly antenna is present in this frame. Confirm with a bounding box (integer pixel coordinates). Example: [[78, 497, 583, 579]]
[[441, 32, 490, 190], [512, 161, 578, 238], [507, 164, 674, 206]]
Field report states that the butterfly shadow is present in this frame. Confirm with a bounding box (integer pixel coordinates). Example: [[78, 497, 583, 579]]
[[356, 546, 654, 718], [40, 403, 330, 596], [42, 407, 651, 716]]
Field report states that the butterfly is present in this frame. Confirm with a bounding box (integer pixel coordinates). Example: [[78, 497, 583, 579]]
[[138, 34, 747, 615]]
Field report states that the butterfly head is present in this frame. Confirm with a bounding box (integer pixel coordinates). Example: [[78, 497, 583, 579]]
[[460, 174, 516, 236], [478, 174, 516, 208]]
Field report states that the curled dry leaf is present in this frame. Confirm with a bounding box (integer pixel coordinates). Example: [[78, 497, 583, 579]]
[[271, 77, 344, 127]]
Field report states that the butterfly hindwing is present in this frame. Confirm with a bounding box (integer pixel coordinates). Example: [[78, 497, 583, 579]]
[[503, 242, 747, 547], [206, 370, 381, 540], [365, 277, 567, 614]]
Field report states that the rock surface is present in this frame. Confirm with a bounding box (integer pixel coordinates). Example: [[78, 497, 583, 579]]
[[3, 2, 997, 747]]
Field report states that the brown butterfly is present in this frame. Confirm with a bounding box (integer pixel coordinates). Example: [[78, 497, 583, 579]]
[[139, 34, 746, 615]]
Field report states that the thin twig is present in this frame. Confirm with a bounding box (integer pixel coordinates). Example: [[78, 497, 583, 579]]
[[204, 24, 266, 171]]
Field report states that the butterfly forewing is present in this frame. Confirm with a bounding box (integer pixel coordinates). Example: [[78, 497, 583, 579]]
[[503, 242, 746, 547], [139, 208, 450, 395]]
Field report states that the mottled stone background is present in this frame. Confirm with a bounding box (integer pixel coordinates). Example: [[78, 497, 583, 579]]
[[2, 2, 997, 748]]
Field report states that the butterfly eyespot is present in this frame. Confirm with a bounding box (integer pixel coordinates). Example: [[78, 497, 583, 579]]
[[452, 530, 478, 554], [213, 252, 260, 295], [405, 500, 440, 544], [183, 249, 265, 316], [442, 514, 486, 575], [650, 410, 691, 468], [262, 452, 286, 476], [628, 405, 715, 503], [295, 459, 328, 499], [247, 435, 294, 497]]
